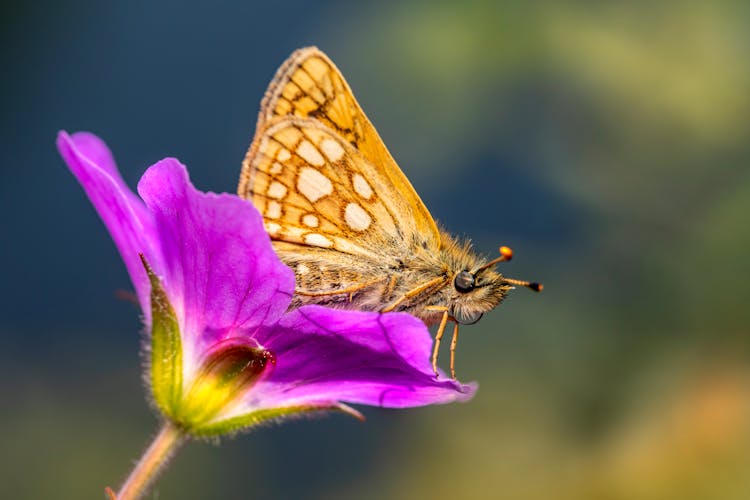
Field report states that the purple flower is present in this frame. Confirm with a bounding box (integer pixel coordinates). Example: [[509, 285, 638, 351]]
[[58, 131, 475, 435]]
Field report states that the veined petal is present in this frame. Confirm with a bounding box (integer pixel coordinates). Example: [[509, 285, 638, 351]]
[[65, 132, 123, 180], [57, 131, 159, 322], [136, 161, 295, 367], [60, 130, 478, 438], [232, 306, 476, 415]]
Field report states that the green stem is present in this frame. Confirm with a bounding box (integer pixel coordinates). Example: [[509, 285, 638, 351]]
[[115, 421, 184, 500]]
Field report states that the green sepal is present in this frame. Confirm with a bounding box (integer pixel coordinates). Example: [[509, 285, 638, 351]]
[[187, 404, 365, 437], [141, 254, 183, 419]]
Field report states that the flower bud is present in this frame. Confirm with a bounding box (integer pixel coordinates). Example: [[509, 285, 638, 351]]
[[177, 340, 275, 429]]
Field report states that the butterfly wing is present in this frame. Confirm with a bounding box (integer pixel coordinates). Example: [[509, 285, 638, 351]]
[[243, 116, 430, 263], [239, 46, 440, 248]]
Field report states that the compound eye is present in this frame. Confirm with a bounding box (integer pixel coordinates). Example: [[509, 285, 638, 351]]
[[453, 309, 483, 325], [454, 271, 475, 293]]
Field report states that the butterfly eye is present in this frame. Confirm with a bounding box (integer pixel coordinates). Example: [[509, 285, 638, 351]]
[[453, 309, 483, 325], [454, 271, 476, 293]]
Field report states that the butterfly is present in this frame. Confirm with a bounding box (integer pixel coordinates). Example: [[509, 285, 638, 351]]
[[239, 47, 541, 379]]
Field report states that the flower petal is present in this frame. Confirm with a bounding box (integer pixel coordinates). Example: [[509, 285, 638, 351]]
[[57, 131, 159, 319], [136, 161, 295, 357], [238, 306, 476, 412]]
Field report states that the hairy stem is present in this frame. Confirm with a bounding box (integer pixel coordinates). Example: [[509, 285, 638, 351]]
[[115, 422, 184, 500]]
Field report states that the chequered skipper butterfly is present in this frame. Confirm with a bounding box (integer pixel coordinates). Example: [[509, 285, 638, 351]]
[[239, 47, 541, 379]]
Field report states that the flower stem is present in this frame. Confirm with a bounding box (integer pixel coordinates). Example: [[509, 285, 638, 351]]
[[115, 421, 184, 500]]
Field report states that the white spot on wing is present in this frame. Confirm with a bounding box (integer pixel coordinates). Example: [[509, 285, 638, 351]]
[[269, 162, 283, 175], [267, 181, 288, 199], [297, 167, 333, 202], [266, 201, 281, 219], [304, 233, 333, 248], [302, 214, 319, 228], [277, 149, 291, 161], [265, 222, 281, 235], [296, 140, 324, 166], [344, 203, 371, 231], [352, 173, 373, 200], [320, 138, 344, 162]]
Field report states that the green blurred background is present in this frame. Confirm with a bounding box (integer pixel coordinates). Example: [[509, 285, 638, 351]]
[[2, 1, 749, 498]]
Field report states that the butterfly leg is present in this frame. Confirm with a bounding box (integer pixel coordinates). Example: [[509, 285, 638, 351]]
[[429, 308, 450, 377], [382, 276, 447, 313], [449, 322, 460, 380], [296, 276, 385, 298]]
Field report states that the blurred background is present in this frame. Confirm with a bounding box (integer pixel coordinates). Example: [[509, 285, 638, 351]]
[[2, 1, 749, 498]]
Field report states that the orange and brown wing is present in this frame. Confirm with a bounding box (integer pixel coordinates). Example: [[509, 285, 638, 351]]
[[243, 117, 432, 262], [239, 46, 440, 247]]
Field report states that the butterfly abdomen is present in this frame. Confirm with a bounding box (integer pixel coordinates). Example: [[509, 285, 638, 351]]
[[281, 248, 452, 321]]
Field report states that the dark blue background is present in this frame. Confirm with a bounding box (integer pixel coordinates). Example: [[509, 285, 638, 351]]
[[3, 1, 749, 499]]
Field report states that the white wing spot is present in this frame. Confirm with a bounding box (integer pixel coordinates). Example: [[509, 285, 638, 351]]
[[269, 162, 283, 175], [265, 222, 281, 235], [304, 233, 333, 248], [277, 149, 291, 161], [266, 201, 282, 219], [298, 167, 333, 202], [344, 203, 371, 232], [302, 214, 319, 228], [267, 181, 288, 199], [352, 173, 373, 200], [296, 140, 325, 166], [320, 138, 345, 162], [297, 263, 309, 274]]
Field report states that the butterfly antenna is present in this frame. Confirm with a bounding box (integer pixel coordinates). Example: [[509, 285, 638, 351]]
[[475, 246, 514, 273], [502, 277, 543, 292], [476, 246, 543, 292]]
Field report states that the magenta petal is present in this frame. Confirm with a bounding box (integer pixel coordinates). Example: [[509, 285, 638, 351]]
[[61, 130, 477, 428], [57, 131, 159, 319], [66, 132, 120, 179], [136, 161, 295, 351], [245, 306, 477, 410]]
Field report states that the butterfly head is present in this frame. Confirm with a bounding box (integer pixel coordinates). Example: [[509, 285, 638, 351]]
[[445, 244, 542, 325]]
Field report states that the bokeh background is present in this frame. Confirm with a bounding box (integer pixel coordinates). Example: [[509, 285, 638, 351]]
[[2, 1, 749, 499]]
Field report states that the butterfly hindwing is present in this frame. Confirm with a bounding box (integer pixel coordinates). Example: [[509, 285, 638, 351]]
[[246, 116, 432, 263]]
